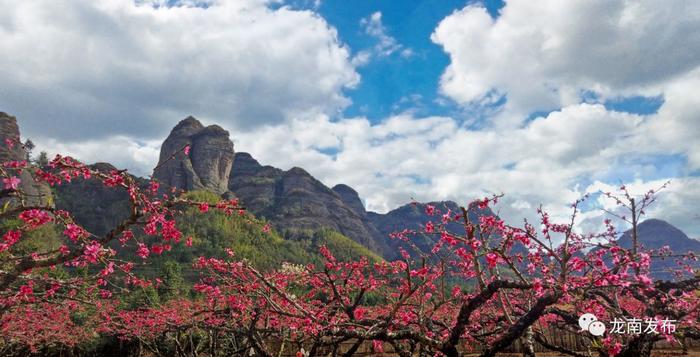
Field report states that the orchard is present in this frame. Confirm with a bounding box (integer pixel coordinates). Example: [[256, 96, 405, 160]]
[[0, 142, 697, 357]]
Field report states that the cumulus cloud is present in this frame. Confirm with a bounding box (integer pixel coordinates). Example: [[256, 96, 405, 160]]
[[587, 178, 700, 238], [2, 0, 699, 240], [35, 136, 162, 176], [640, 70, 700, 170], [234, 103, 700, 237], [432, 0, 700, 126], [0, 0, 358, 142], [355, 11, 412, 65]]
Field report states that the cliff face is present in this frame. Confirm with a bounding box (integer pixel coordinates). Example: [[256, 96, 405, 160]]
[[228, 153, 390, 254], [153, 116, 234, 195], [227, 152, 284, 213], [332, 184, 366, 217], [0, 112, 52, 206], [54, 163, 139, 236]]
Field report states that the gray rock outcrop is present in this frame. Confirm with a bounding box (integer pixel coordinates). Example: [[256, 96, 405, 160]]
[[0, 112, 52, 206], [228, 152, 392, 254], [332, 184, 366, 217], [153, 116, 234, 194]]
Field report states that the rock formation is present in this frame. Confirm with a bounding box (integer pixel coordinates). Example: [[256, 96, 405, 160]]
[[153, 116, 234, 195], [54, 163, 139, 236], [332, 184, 366, 217], [227, 152, 508, 258], [228, 152, 392, 254], [227, 152, 284, 213], [0, 112, 52, 206]]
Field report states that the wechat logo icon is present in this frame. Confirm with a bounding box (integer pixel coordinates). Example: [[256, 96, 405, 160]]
[[579, 313, 606, 336]]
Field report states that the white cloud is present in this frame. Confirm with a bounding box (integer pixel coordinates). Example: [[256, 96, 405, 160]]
[[234, 103, 700, 237], [35, 136, 161, 177], [641, 70, 700, 170], [0, 0, 358, 142], [431, 0, 700, 127], [3, 0, 699, 242], [413, 0, 700, 238], [587, 178, 700, 238], [356, 11, 412, 64]]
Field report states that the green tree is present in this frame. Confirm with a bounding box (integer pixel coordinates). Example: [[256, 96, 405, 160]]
[[36, 151, 49, 167], [158, 260, 186, 301]]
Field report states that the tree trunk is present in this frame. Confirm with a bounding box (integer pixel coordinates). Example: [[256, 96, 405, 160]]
[[522, 326, 536, 357], [617, 336, 653, 357]]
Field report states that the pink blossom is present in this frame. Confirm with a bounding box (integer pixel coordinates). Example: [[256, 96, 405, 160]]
[[372, 340, 384, 353], [425, 221, 434, 233], [441, 231, 458, 246], [18, 282, 34, 297], [485, 252, 499, 268], [3, 176, 20, 190], [603, 336, 622, 356], [183, 145, 191, 155], [441, 209, 452, 223], [2, 160, 27, 169], [532, 278, 544, 296], [19, 209, 53, 228], [136, 243, 150, 259], [83, 242, 101, 264], [101, 262, 114, 277], [63, 224, 87, 242], [103, 171, 125, 187], [119, 231, 134, 246], [637, 274, 653, 286], [59, 245, 70, 255], [161, 220, 181, 242], [353, 306, 366, 320], [151, 244, 164, 255], [0, 230, 21, 252], [470, 239, 482, 251]]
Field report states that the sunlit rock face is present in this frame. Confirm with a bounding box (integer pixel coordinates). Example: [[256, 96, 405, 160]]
[[154, 116, 234, 195]]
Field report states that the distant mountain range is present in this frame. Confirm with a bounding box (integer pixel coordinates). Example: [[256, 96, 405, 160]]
[[615, 219, 700, 277], [2, 112, 699, 269]]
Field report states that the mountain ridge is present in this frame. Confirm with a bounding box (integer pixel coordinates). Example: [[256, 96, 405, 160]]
[[2, 113, 699, 263]]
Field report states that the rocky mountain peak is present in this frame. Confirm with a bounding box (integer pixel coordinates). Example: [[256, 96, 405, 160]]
[[233, 152, 262, 169], [153, 116, 234, 195], [332, 184, 365, 217], [171, 115, 205, 134], [227, 152, 391, 254], [286, 166, 311, 176]]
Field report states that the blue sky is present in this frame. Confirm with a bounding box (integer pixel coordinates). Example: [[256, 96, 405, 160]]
[[312, 0, 505, 121], [308, 0, 690, 189], [1, 0, 699, 238], [319, 0, 472, 120], [310, 0, 666, 122]]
